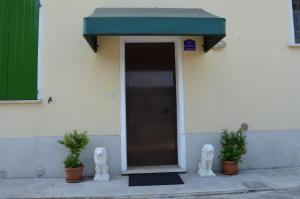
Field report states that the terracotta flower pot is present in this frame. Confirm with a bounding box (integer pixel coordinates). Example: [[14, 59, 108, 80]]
[[64, 166, 83, 183], [222, 161, 238, 175]]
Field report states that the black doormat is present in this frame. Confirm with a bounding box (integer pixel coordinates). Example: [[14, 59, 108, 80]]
[[129, 173, 184, 186]]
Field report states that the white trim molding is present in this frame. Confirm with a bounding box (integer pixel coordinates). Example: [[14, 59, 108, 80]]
[[0, 100, 42, 104], [120, 36, 186, 172], [288, 43, 300, 47], [37, 0, 44, 100], [120, 37, 127, 171]]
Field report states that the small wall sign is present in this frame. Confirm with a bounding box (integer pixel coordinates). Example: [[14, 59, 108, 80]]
[[184, 39, 196, 51]]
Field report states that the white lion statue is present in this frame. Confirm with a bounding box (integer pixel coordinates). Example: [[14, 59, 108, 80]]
[[198, 144, 216, 177], [94, 147, 110, 181]]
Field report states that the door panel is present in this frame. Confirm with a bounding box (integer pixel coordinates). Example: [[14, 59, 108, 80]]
[[126, 43, 178, 166]]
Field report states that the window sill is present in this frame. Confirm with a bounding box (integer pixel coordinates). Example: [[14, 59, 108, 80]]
[[0, 100, 42, 104], [288, 43, 300, 47]]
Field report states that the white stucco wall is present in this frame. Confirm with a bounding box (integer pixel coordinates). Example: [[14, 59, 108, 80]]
[[0, 0, 300, 137]]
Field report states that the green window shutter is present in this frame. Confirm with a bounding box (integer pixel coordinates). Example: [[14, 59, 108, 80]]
[[0, 0, 39, 100], [0, 0, 10, 100]]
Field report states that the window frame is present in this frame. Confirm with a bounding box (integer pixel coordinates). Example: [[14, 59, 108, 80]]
[[0, 0, 43, 103], [37, 0, 43, 101], [289, 0, 300, 45]]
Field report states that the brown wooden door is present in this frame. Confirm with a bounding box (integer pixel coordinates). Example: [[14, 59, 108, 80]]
[[126, 43, 178, 166]]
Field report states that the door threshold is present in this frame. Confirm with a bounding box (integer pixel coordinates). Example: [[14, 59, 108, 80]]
[[122, 165, 186, 175]]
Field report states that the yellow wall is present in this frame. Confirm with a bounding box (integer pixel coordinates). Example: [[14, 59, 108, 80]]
[[0, 0, 300, 137]]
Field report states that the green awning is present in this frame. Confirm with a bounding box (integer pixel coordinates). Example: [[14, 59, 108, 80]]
[[83, 8, 226, 52]]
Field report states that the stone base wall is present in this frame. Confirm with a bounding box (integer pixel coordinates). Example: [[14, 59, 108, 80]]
[[1, 131, 300, 178]]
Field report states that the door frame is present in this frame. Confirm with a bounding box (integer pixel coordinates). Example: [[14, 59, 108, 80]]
[[120, 36, 186, 172]]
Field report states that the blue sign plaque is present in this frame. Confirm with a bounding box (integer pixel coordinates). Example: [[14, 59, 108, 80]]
[[184, 39, 196, 51]]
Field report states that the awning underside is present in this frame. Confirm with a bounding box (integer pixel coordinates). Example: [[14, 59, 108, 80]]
[[83, 8, 226, 52]]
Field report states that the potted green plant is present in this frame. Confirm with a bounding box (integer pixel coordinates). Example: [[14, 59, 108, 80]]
[[58, 130, 89, 183], [219, 128, 247, 175]]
